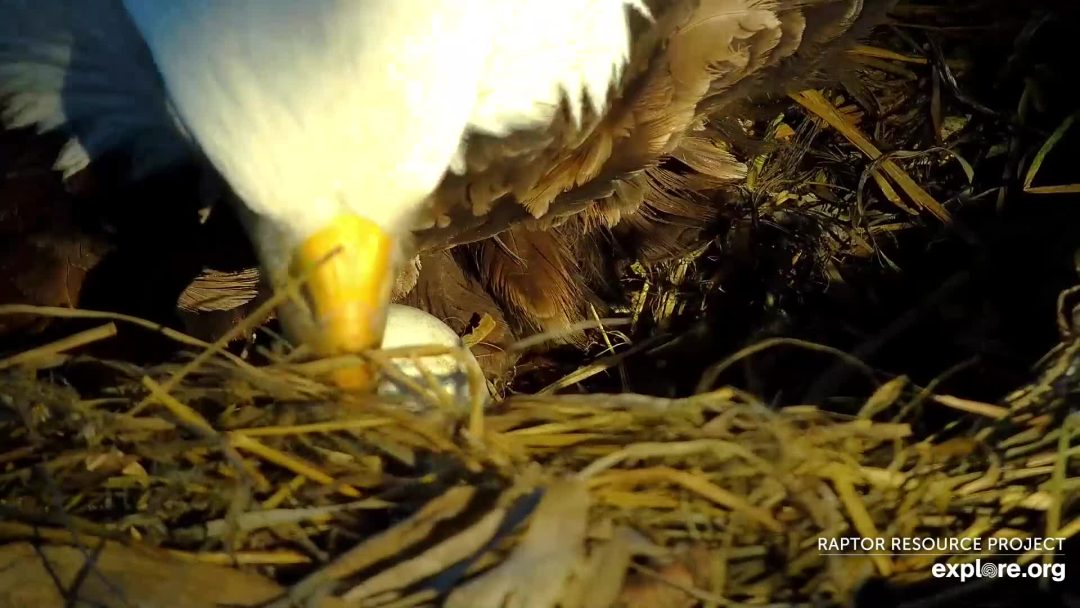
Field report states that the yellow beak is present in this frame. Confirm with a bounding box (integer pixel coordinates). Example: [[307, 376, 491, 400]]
[[290, 214, 394, 390]]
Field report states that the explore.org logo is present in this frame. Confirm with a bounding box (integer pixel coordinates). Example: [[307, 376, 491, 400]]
[[932, 559, 1065, 583], [816, 536, 1067, 584]]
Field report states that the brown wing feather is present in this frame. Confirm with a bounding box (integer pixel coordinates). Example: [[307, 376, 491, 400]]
[[698, 0, 896, 113], [471, 225, 596, 345], [402, 0, 896, 351], [415, 0, 894, 251]]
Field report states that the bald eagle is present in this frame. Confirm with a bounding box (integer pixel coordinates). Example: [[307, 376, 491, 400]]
[[0, 0, 895, 389]]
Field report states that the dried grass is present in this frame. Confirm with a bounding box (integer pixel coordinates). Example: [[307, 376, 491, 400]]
[[0, 299, 1075, 606]]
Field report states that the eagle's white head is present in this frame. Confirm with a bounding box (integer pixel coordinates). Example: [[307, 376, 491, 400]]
[[118, 0, 645, 388]]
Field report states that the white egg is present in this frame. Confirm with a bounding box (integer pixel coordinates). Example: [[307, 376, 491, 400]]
[[377, 304, 483, 409]]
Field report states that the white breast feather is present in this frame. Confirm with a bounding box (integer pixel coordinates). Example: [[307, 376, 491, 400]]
[[120, 0, 647, 249], [468, 0, 650, 136]]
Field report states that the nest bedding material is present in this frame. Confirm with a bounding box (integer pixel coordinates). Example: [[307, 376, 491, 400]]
[[0, 308, 1076, 607]]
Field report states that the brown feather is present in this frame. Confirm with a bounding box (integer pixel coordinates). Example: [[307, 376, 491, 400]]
[[698, 0, 896, 113], [395, 0, 899, 355], [472, 225, 595, 345], [414, 0, 898, 251], [177, 268, 262, 313], [670, 136, 748, 183]]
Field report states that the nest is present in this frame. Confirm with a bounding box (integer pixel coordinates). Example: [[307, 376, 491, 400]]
[[2, 1, 1079, 607], [0, 303, 1077, 607]]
